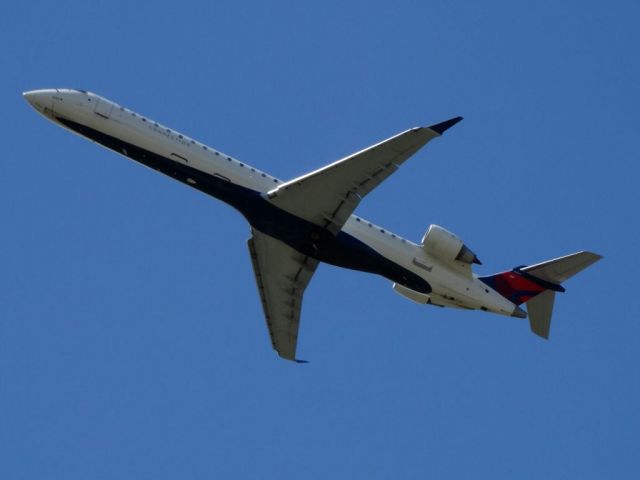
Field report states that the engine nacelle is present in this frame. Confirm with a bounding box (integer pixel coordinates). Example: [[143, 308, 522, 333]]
[[421, 224, 481, 265]]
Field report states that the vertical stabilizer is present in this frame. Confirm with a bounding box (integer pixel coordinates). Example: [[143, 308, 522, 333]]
[[526, 290, 556, 338], [480, 251, 602, 339]]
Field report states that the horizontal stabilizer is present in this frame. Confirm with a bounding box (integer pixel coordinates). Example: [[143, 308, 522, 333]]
[[522, 251, 602, 284], [482, 251, 602, 339], [523, 252, 601, 339]]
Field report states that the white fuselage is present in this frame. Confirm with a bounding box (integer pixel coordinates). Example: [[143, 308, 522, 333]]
[[24, 89, 518, 317]]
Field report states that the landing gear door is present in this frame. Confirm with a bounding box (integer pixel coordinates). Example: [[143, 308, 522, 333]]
[[94, 98, 113, 119]]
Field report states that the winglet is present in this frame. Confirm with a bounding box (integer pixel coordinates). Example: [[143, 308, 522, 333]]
[[428, 116, 463, 135]]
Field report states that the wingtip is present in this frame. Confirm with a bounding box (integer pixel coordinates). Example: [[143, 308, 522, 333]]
[[276, 350, 309, 364], [428, 116, 464, 135]]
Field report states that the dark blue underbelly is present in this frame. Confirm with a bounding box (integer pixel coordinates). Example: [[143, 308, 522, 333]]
[[55, 117, 431, 294]]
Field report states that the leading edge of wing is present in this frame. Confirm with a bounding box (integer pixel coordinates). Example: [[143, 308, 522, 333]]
[[272, 116, 463, 192], [269, 116, 464, 197]]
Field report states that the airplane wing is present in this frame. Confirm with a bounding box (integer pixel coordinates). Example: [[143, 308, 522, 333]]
[[266, 117, 462, 234], [247, 229, 319, 361]]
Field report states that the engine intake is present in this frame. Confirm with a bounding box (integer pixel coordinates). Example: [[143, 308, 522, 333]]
[[421, 224, 482, 265]]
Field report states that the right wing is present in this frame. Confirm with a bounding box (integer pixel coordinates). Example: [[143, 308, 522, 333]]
[[247, 229, 319, 361]]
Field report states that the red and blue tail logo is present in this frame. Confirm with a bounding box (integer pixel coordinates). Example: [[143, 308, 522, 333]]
[[479, 268, 565, 305]]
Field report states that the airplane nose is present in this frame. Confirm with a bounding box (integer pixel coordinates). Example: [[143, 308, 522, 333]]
[[23, 89, 54, 115], [23, 90, 41, 107]]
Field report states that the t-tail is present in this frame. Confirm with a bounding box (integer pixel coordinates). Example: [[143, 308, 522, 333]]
[[479, 251, 602, 338]]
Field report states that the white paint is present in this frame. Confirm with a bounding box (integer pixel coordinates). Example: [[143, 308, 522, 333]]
[[23, 89, 519, 318]]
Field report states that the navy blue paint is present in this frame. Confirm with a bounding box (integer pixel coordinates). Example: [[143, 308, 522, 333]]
[[427, 116, 463, 135], [478, 268, 565, 295], [55, 116, 432, 294], [478, 275, 496, 290], [514, 267, 566, 293]]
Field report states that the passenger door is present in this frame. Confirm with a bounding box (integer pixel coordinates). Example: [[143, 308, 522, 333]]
[[94, 98, 113, 119]]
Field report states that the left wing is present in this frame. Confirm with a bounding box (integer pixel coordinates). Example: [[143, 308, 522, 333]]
[[266, 117, 462, 234], [247, 229, 319, 361]]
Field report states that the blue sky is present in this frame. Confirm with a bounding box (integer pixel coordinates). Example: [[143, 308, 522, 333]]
[[2, 0, 639, 478]]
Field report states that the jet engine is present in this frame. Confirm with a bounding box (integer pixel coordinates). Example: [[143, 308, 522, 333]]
[[421, 224, 481, 265]]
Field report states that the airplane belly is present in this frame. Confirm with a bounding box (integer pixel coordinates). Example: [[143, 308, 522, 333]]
[[238, 200, 431, 294]]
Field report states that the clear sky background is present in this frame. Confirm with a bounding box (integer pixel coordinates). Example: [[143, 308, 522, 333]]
[[2, 0, 638, 478]]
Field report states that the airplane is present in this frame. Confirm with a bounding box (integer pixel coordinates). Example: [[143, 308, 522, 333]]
[[23, 89, 602, 362]]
